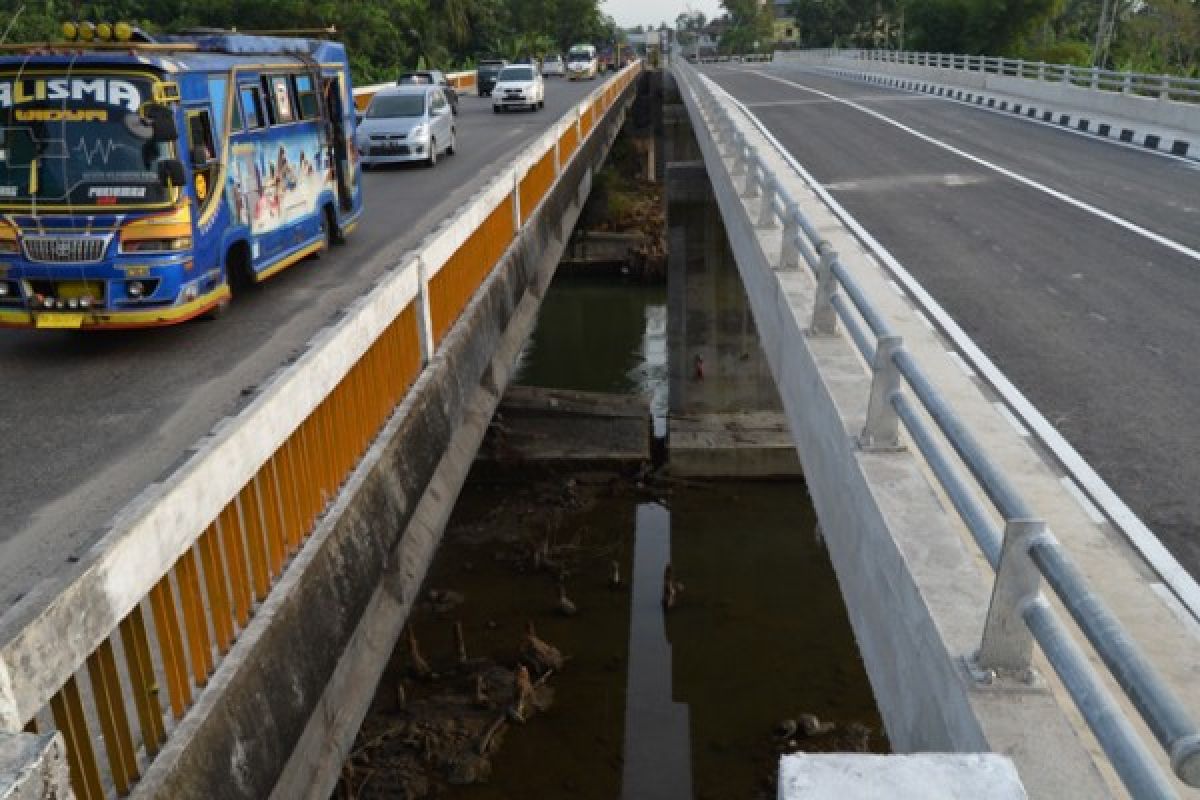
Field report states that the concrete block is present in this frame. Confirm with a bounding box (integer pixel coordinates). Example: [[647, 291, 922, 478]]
[[777, 753, 1027, 800], [0, 732, 71, 800]]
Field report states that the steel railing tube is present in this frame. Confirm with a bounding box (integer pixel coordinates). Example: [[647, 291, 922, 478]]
[[892, 392, 1002, 565], [829, 259, 896, 339], [890, 348, 1033, 520], [1023, 598, 1181, 800], [892, 389, 1179, 798], [831, 292, 875, 363], [1030, 538, 1200, 787]]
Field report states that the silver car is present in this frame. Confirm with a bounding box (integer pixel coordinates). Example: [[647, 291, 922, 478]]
[[356, 85, 456, 169]]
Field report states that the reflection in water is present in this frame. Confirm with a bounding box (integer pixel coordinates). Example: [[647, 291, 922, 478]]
[[622, 503, 692, 799], [516, 277, 667, 435]]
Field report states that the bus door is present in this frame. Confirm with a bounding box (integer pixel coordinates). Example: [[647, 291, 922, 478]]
[[322, 73, 353, 211], [184, 107, 219, 212]]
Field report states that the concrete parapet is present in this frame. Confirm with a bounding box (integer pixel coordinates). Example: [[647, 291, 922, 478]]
[[0, 733, 71, 800], [123, 72, 636, 800], [776, 51, 1200, 136], [778, 753, 1027, 799]]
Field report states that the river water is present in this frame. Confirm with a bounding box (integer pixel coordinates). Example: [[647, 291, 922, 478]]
[[347, 275, 884, 799]]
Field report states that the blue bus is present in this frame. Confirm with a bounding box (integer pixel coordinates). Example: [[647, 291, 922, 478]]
[[0, 27, 363, 329]]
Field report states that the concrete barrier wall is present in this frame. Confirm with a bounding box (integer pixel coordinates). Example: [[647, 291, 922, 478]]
[[668, 64, 1197, 799], [131, 75, 635, 800], [775, 51, 1200, 136]]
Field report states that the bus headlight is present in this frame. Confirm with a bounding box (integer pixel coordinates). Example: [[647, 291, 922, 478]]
[[0, 239, 17, 254], [120, 236, 192, 254]]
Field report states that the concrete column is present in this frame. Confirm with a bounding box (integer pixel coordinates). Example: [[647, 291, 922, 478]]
[[665, 157, 801, 477]]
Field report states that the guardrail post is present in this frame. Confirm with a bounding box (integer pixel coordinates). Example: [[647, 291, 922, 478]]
[[1123, 72, 1133, 94], [975, 519, 1045, 675], [1159, 75, 1171, 100], [741, 147, 762, 198], [756, 174, 779, 229], [1090, 67, 1099, 89], [809, 243, 838, 335], [415, 258, 436, 365], [1037, 61, 1046, 81], [730, 131, 747, 177], [859, 335, 904, 450], [780, 203, 802, 269]]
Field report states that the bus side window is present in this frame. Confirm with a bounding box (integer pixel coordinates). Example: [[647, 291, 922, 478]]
[[187, 110, 216, 167], [259, 77, 278, 125], [240, 86, 264, 130], [294, 74, 319, 120], [270, 76, 295, 123]]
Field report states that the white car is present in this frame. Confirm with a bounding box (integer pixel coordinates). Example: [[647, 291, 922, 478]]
[[492, 65, 545, 112], [542, 54, 565, 77]]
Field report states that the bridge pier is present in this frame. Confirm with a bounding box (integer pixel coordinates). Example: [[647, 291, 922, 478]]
[[664, 127, 802, 477]]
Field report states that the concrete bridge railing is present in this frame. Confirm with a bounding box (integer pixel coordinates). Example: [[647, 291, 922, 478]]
[[0, 62, 640, 800], [774, 49, 1200, 136], [673, 60, 1200, 799]]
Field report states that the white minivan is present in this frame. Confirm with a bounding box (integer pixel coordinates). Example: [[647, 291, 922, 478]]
[[567, 44, 598, 80]]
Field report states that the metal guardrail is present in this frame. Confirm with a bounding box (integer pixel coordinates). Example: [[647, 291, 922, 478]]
[[0, 62, 641, 799], [806, 48, 1200, 104], [695, 53, 773, 64], [676, 60, 1200, 798]]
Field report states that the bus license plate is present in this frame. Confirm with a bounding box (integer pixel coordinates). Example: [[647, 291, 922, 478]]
[[35, 313, 85, 329]]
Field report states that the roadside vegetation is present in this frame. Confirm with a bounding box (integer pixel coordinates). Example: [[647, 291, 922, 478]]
[[694, 0, 1199, 75], [0, 0, 622, 86]]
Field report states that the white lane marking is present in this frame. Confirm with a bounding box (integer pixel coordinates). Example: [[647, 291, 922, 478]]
[[1062, 476, 1106, 524], [700, 74, 1200, 622], [993, 402, 1030, 437], [946, 350, 976, 377], [753, 71, 1200, 266]]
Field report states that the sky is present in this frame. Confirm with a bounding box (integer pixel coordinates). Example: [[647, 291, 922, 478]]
[[606, 0, 725, 32]]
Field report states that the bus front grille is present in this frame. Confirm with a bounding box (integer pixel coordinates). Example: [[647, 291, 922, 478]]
[[23, 236, 109, 264]]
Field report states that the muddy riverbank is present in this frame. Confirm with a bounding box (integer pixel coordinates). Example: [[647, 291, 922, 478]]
[[335, 467, 885, 800]]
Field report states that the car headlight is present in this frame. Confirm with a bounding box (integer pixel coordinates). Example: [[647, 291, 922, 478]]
[[0, 238, 18, 254], [410, 124, 428, 139]]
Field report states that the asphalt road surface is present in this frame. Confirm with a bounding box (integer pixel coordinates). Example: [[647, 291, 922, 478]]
[[704, 64, 1200, 580], [0, 75, 608, 612]]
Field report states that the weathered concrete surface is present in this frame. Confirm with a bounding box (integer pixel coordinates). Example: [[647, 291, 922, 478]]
[[778, 753, 1027, 800], [672, 64, 1120, 799], [669, 411, 802, 477], [665, 156, 802, 477], [0, 733, 70, 800], [479, 386, 650, 466], [126, 70, 638, 800], [561, 230, 648, 270]]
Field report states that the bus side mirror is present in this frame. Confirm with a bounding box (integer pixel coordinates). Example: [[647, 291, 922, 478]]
[[158, 158, 187, 188], [143, 104, 178, 143]]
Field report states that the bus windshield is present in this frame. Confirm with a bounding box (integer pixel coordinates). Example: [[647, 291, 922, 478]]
[[0, 73, 173, 208], [568, 47, 593, 61]]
